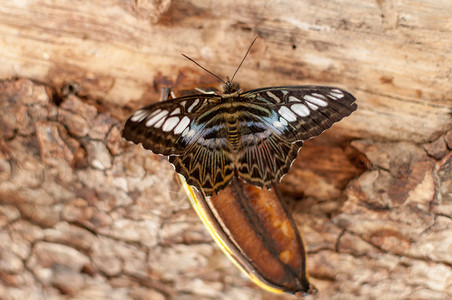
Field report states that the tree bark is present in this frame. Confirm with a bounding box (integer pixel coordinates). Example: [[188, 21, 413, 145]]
[[0, 1, 451, 299]]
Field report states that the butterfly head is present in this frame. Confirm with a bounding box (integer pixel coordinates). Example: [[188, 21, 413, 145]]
[[222, 78, 241, 97]]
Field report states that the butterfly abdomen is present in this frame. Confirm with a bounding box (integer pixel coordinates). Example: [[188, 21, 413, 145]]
[[227, 119, 241, 151]]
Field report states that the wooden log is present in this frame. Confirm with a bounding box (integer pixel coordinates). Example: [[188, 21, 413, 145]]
[[0, 0, 451, 299]]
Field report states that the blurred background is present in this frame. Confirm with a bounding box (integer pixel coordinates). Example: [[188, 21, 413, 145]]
[[0, 0, 451, 299]]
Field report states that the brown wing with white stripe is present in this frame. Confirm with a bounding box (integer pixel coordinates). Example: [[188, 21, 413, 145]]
[[122, 95, 221, 156], [240, 86, 357, 142]]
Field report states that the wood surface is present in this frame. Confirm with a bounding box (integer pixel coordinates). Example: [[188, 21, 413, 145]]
[[0, 0, 451, 299]]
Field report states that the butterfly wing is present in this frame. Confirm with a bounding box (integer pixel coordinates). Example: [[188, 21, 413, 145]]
[[235, 86, 357, 189], [240, 86, 357, 141], [168, 144, 234, 195], [122, 94, 221, 156], [235, 132, 304, 190], [123, 94, 236, 194]]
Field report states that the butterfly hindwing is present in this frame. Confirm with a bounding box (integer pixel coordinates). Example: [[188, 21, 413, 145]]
[[169, 144, 235, 195], [236, 135, 304, 189]]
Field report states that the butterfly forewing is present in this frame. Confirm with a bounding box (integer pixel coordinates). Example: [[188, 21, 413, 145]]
[[122, 84, 357, 196], [122, 94, 221, 156], [240, 86, 357, 141]]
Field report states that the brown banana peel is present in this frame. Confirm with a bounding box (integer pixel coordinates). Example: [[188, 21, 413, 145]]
[[178, 174, 317, 296]]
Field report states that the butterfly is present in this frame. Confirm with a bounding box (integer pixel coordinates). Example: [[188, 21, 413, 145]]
[[122, 39, 357, 196], [123, 83, 356, 195]]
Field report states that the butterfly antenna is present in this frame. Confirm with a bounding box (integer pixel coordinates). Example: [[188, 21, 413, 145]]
[[230, 35, 258, 82], [181, 54, 226, 84]]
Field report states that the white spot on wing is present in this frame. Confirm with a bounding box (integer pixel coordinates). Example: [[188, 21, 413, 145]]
[[306, 102, 318, 110], [273, 121, 283, 128], [278, 106, 297, 122], [181, 127, 190, 137], [329, 89, 344, 99], [174, 116, 190, 134], [288, 96, 302, 102], [312, 93, 328, 100], [291, 104, 310, 117], [185, 128, 196, 138], [170, 107, 181, 116], [187, 99, 199, 113], [162, 117, 180, 132], [266, 91, 281, 103], [147, 108, 162, 118], [279, 117, 288, 126], [154, 117, 166, 128], [130, 109, 148, 122], [146, 110, 168, 127], [281, 90, 289, 95], [304, 95, 328, 107]]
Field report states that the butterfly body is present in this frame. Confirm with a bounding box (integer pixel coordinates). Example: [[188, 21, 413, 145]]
[[123, 81, 357, 196]]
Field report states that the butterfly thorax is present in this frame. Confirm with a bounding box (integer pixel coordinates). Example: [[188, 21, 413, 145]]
[[222, 80, 241, 98], [195, 97, 275, 156]]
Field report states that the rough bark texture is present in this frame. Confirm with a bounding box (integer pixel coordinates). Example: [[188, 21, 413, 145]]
[[0, 1, 451, 299]]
